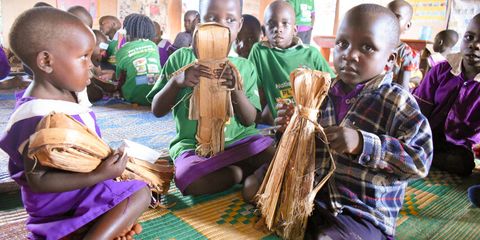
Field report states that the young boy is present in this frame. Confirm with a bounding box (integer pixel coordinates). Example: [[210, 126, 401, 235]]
[[100, 15, 122, 66], [153, 21, 172, 66], [413, 14, 480, 177], [420, 29, 459, 74], [87, 30, 116, 102], [147, 0, 274, 201], [387, 0, 420, 89], [235, 14, 263, 58], [171, 10, 199, 50], [249, 0, 334, 125], [276, 4, 433, 239], [67, 5, 93, 28]]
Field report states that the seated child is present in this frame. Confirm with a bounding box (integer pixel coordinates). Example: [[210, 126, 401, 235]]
[[275, 4, 433, 239], [387, 0, 420, 89], [147, 0, 275, 201], [67, 5, 93, 28], [413, 14, 480, 177], [115, 13, 161, 106], [99, 15, 122, 67], [420, 29, 459, 75], [235, 14, 262, 58], [172, 10, 199, 49], [153, 21, 172, 67], [0, 7, 150, 239], [87, 30, 117, 102], [248, 0, 335, 125]]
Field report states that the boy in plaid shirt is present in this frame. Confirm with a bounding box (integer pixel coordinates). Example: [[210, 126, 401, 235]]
[[275, 4, 433, 239]]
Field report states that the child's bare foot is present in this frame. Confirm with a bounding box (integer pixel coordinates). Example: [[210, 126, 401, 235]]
[[242, 174, 260, 203], [114, 223, 142, 240]]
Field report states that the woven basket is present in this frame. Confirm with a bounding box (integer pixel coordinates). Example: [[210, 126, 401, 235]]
[[28, 112, 112, 173]]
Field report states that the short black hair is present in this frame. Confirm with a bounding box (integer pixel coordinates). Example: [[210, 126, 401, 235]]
[[92, 29, 107, 44], [67, 5, 93, 28], [199, 0, 243, 15], [185, 10, 200, 19], [33, 2, 53, 7], [387, 0, 413, 20], [344, 4, 400, 48], [9, 7, 89, 68], [436, 30, 459, 48], [99, 15, 121, 26], [241, 14, 261, 34], [123, 13, 156, 41]]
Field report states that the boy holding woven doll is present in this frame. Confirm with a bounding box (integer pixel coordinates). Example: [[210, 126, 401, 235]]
[[147, 0, 275, 201], [274, 4, 433, 239]]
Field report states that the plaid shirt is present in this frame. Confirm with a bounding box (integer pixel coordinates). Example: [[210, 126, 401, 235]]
[[314, 73, 433, 236]]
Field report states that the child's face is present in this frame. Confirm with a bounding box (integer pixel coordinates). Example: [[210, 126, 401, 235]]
[[388, 5, 411, 34], [333, 16, 396, 87], [50, 26, 95, 92], [100, 19, 115, 36], [235, 26, 262, 58], [200, 0, 243, 45], [460, 19, 480, 70], [184, 13, 199, 33], [264, 6, 296, 49]]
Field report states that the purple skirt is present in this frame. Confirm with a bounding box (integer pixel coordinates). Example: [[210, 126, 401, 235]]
[[174, 135, 273, 193]]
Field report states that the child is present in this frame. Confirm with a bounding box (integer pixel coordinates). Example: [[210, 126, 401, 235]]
[[0, 8, 150, 239], [87, 30, 117, 102], [287, 0, 315, 44], [235, 14, 262, 58], [99, 15, 122, 40], [147, 0, 275, 201], [171, 10, 199, 50], [420, 30, 459, 74], [413, 14, 480, 177], [153, 21, 172, 67], [275, 4, 432, 239], [0, 46, 10, 79], [67, 5, 93, 28], [248, 0, 335, 125], [387, 0, 420, 89], [115, 13, 160, 106], [100, 15, 122, 66]]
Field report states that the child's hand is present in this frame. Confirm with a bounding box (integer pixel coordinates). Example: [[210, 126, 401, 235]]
[[324, 126, 363, 155], [216, 63, 236, 89], [93, 151, 128, 180], [274, 100, 294, 133], [175, 63, 212, 88], [473, 143, 480, 158]]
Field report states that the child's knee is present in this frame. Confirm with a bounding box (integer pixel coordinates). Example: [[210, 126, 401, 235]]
[[134, 186, 152, 209]]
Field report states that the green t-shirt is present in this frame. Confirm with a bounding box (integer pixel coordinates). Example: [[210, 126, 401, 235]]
[[146, 48, 261, 160], [107, 40, 118, 65], [248, 41, 335, 118], [116, 39, 161, 106], [288, 0, 315, 27]]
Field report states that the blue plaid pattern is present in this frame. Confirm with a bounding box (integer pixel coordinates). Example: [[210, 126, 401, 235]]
[[313, 73, 433, 236]]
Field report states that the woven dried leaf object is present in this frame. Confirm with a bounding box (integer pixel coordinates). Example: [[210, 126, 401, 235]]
[[27, 112, 112, 173], [119, 158, 174, 195], [187, 22, 243, 157], [255, 69, 336, 240]]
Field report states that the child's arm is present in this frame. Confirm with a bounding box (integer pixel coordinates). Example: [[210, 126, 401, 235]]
[[412, 63, 442, 118], [329, 98, 433, 181], [218, 63, 257, 126], [23, 146, 128, 193], [396, 70, 412, 89], [151, 64, 211, 117]]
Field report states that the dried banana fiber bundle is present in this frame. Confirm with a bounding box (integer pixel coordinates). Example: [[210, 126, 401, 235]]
[[189, 22, 243, 157], [119, 157, 174, 195], [255, 69, 336, 240], [27, 112, 112, 173]]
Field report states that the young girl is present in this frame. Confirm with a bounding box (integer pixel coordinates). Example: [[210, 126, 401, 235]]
[[115, 13, 161, 106], [414, 14, 480, 177], [147, 0, 275, 202], [0, 8, 150, 239]]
